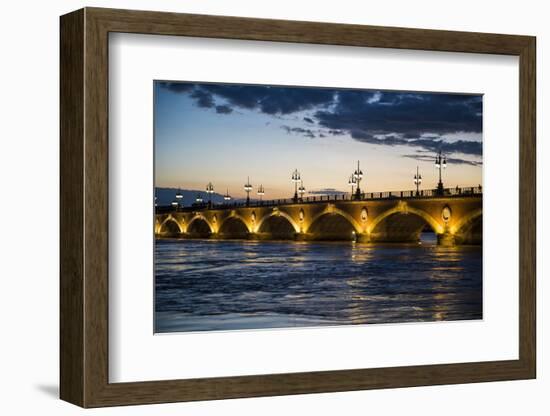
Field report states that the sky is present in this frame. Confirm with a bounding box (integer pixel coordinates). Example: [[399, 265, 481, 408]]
[[154, 81, 482, 201]]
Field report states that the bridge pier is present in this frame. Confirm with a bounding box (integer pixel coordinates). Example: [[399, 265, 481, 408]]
[[437, 232, 456, 247], [249, 232, 295, 241], [181, 232, 210, 239], [356, 233, 371, 243], [157, 232, 184, 239]]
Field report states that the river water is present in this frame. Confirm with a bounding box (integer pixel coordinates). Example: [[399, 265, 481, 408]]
[[155, 235, 482, 333]]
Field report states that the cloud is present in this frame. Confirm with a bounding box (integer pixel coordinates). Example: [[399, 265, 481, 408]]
[[158, 82, 194, 93], [403, 154, 482, 167], [201, 84, 335, 115], [215, 105, 233, 114], [315, 91, 482, 140], [281, 125, 316, 138], [190, 89, 214, 108], [348, 133, 482, 157], [307, 188, 347, 195], [160, 82, 335, 114], [159, 81, 482, 161]]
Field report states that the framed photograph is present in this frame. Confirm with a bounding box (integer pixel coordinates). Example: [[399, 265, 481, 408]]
[[60, 7, 536, 407]]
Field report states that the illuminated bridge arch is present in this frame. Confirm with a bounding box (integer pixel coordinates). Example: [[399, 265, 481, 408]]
[[452, 208, 482, 245], [186, 215, 214, 236], [256, 211, 300, 233], [306, 208, 362, 240], [368, 205, 443, 243], [218, 214, 251, 238], [154, 217, 161, 234], [452, 208, 482, 234], [158, 216, 183, 235], [256, 211, 300, 239]]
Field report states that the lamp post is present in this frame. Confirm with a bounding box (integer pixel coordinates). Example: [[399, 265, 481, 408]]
[[353, 160, 363, 199], [257, 184, 265, 202], [205, 182, 214, 207], [413, 166, 422, 196], [298, 180, 306, 201], [195, 193, 203, 205], [291, 169, 301, 202], [244, 177, 253, 206], [435, 151, 447, 195], [348, 174, 357, 198], [172, 189, 183, 210], [223, 189, 231, 203]]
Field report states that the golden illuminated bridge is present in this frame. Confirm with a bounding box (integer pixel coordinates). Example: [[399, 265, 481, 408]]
[[155, 187, 482, 246]]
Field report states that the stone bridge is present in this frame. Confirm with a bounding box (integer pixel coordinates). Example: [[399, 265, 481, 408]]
[[155, 189, 482, 246]]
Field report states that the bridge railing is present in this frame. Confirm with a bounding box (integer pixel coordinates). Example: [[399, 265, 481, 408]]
[[156, 186, 482, 213]]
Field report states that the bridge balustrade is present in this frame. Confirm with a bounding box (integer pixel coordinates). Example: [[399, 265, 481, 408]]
[[156, 186, 482, 212]]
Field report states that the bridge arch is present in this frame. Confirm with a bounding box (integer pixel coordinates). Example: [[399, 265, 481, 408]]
[[451, 208, 482, 234], [307, 207, 362, 234], [256, 212, 299, 239], [368, 205, 443, 243], [218, 214, 251, 238], [154, 217, 161, 234], [368, 205, 443, 234], [306, 208, 362, 240], [256, 211, 300, 234], [158, 216, 183, 235], [186, 215, 214, 236], [452, 208, 482, 244]]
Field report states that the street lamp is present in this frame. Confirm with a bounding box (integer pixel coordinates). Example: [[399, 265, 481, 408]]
[[298, 180, 306, 201], [244, 177, 253, 206], [348, 174, 357, 198], [353, 160, 363, 199], [171, 199, 179, 210], [205, 182, 214, 207], [175, 188, 183, 200], [257, 184, 265, 201], [223, 189, 232, 202], [435, 151, 447, 195], [195, 193, 203, 204], [413, 166, 422, 196], [291, 169, 301, 202]]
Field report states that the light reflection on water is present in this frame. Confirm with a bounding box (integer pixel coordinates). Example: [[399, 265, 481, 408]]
[[155, 235, 482, 333]]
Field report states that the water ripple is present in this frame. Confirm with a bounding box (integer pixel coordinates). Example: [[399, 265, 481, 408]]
[[155, 237, 482, 332]]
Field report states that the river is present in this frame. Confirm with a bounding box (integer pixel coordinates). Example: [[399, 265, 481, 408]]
[[155, 235, 482, 333]]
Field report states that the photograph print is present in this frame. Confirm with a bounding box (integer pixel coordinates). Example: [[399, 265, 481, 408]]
[[154, 81, 483, 333]]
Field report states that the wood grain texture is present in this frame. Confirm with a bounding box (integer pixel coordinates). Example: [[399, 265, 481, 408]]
[[518, 38, 536, 375], [59, 7, 537, 408], [59, 8, 84, 406], [83, 10, 110, 406]]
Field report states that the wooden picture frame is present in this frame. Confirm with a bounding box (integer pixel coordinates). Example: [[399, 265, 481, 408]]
[[60, 7, 536, 408]]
